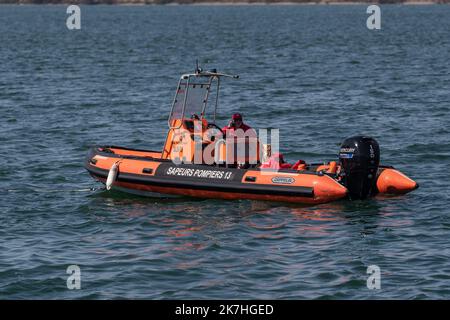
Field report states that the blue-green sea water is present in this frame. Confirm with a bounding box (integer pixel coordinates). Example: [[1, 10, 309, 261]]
[[1, 4, 450, 299]]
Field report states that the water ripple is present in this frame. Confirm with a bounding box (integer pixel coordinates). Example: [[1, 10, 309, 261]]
[[1, 5, 450, 299]]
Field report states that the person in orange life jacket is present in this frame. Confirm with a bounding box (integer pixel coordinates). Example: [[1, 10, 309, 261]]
[[222, 113, 254, 136]]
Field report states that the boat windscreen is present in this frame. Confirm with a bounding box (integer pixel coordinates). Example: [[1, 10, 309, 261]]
[[170, 83, 210, 121]]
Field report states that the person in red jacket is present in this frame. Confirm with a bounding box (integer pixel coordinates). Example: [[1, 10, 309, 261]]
[[222, 113, 253, 136]]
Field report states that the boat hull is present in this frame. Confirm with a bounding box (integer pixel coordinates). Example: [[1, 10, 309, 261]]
[[85, 146, 417, 204], [85, 146, 349, 204]]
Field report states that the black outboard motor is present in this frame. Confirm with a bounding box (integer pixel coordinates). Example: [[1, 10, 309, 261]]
[[339, 136, 380, 200]]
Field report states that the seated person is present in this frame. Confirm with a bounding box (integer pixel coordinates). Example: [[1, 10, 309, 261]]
[[222, 113, 254, 136], [260, 153, 306, 170], [260, 153, 293, 169]]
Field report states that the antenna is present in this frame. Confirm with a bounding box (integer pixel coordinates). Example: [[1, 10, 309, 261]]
[[195, 59, 202, 74]]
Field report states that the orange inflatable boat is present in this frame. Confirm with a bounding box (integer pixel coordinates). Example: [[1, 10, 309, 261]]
[[85, 67, 418, 204]]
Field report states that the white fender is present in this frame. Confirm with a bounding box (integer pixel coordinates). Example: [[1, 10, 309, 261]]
[[106, 161, 120, 190]]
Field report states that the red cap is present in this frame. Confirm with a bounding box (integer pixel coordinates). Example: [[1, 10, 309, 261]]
[[232, 113, 242, 121]]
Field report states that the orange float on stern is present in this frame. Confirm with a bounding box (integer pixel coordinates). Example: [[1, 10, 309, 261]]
[[376, 168, 419, 195]]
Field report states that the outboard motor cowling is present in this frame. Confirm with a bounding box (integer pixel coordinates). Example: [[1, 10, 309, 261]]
[[339, 136, 380, 200]]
